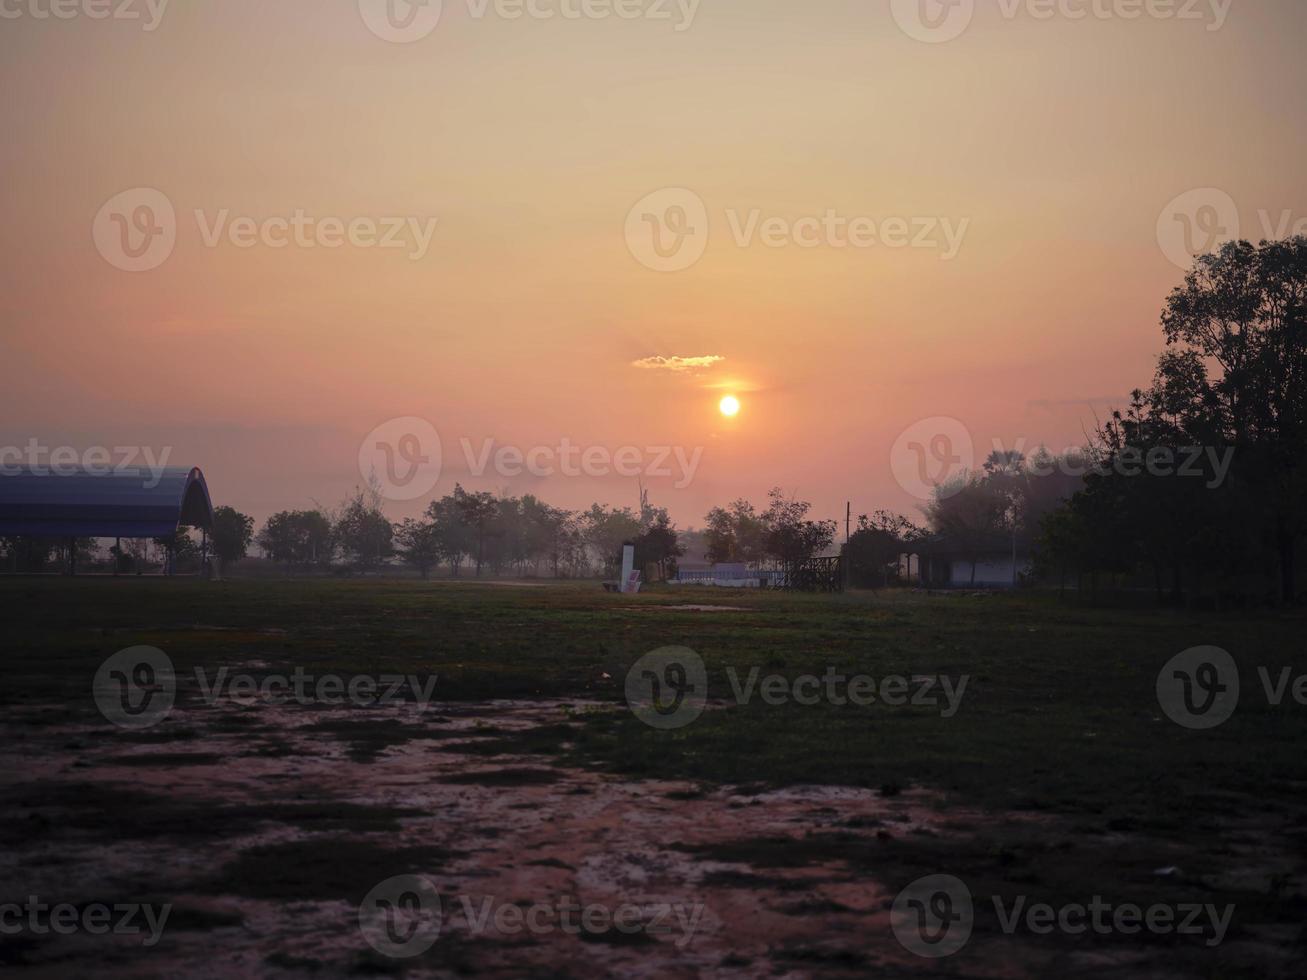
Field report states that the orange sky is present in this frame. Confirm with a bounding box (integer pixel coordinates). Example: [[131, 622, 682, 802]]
[[2, 0, 1304, 527]]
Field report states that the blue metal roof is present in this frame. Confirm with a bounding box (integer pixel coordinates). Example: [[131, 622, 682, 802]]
[[0, 466, 214, 538]]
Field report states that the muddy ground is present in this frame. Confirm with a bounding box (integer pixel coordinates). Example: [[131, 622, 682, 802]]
[[2, 683, 1302, 978]]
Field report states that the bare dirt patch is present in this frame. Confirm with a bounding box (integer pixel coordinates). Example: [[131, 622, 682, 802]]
[[1, 698, 1300, 978]]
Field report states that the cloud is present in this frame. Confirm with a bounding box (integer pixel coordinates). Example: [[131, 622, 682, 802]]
[[631, 355, 725, 373]]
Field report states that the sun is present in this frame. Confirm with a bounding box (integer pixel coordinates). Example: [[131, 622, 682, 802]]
[[719, 395, 741, 418]]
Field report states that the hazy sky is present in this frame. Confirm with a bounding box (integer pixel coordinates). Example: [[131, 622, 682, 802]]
[[2, 0, 1304, 527]]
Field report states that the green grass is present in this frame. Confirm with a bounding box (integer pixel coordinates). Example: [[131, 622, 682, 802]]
[[4, 576, 1306, 827]]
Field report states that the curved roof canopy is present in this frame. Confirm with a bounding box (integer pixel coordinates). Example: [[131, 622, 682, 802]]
[[0, 467, 214, 538]]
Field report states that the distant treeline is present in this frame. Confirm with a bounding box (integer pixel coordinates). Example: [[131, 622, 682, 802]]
[[5, 238, 1302, 604]]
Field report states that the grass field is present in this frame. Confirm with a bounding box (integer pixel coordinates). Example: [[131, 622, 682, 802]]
[[2, 578, 1304, 976]]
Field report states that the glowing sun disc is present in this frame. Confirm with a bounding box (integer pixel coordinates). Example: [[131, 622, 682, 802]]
[[719, 395, 741, 417]]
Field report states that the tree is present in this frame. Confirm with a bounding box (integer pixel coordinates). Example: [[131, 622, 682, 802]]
[[1157, 236, 1307, 602], [578, 503, 643, 576], [426, 494, 471, 577], [454, 484, 499, 577], [393, 517, 443, 578], [703, 499, 766, 564], [520, 495, 576, 577], [631, 511, 684, 581], [335, 486, 393, 572], [257, 509, 333, 575], [702, 490, 835, 566], [152, 529, 199, 574], [1040, 237, 1306, 605], [846, 511, 925, 588], [924, 473, 1005, 587], [211, 506, 254, 577], [761, 489, 837, 563]]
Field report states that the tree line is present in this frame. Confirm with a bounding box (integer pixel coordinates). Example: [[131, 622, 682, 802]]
[[5, 238, 1301, 602], [207, 484, 687, 580], [1037, 237, 1306, 605]]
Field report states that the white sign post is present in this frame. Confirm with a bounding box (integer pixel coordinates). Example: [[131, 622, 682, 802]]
[[620, 544, 636, 594]]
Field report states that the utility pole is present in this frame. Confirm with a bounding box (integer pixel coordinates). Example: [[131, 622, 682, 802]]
[[845, 502, 851, 544]]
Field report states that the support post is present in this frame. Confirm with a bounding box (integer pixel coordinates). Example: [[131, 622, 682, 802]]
[[620, 544, 635, 594]]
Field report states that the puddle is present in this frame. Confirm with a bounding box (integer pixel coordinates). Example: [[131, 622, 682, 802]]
[[0, 698, 1300, 978]]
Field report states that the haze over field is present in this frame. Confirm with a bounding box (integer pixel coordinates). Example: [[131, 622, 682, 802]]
[[2, 0, 1305, 525]]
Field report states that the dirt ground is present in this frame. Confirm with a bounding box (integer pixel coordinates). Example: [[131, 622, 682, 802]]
[[2, 681, 1301, 978]]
